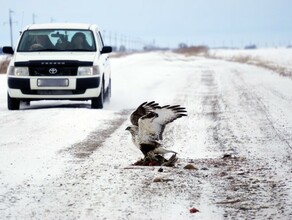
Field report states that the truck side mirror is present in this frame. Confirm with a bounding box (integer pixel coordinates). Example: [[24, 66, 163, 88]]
[[2, 46, 14, 55], [101, 46, 112, 54]]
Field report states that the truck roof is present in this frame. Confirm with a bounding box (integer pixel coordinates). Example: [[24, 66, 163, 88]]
[[23, 23, 99, 31]]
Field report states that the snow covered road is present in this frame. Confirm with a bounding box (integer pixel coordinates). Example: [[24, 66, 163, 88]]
[[0, 51, 291, 219]]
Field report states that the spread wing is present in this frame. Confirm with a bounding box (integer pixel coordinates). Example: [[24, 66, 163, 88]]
[[138, 104, 187, 142], [130, 101, 160, 126]]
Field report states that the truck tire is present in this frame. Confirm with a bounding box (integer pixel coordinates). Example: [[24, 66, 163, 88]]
[[91, 82, 104, 109], [105, 78, 111, 102], [7, 93, 20, 110]]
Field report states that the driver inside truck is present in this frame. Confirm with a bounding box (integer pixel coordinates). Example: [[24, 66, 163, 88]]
[[30, 35, 54, 50]]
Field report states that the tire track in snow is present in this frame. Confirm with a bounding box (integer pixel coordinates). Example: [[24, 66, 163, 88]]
[[61, 109, 131, 159], [231, 69, 292, 150], [175, 59, 292, 219], [206, 63, 292, 219]]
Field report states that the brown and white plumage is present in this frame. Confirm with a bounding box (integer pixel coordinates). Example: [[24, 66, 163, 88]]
[[126, 101, 187, 157], [130, 101, 160, 126]]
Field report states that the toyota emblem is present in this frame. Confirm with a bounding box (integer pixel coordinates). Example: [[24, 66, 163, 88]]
[[49, 68, 58, 74]]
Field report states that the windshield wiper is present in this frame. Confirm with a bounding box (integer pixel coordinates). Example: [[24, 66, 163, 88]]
[[33, 48, 60, 51], [68, 49, 93, 52]]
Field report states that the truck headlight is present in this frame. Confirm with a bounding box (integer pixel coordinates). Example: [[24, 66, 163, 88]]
[[77, 66, 100, 76], [8, 67, 29, 76]]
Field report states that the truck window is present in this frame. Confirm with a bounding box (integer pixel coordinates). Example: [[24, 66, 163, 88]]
[[17, 29, 97, 52]]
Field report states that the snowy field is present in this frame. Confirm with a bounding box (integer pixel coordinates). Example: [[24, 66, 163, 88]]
[[210, 48, 292, 77], [211, 48, 292, 68], [0, 50, 292, 219]]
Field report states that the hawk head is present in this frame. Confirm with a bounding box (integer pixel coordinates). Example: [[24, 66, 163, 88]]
[[125, 125, 138, 136]]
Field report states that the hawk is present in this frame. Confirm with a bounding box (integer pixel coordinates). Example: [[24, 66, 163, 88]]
[[125, 101, 187, 161]]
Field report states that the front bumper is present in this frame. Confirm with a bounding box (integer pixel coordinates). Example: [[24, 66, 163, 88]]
[[8, 76, 101, 99]]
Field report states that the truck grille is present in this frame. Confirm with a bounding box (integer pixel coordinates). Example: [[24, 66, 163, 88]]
[[14, 60, 93, 77], [29, 66, 77, 76]]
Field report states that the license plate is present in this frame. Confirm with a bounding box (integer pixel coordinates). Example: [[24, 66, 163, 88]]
[[37, 79, 69, 87]]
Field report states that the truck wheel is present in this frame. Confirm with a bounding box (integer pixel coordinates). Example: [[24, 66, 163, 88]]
[[91, 83, 104, 109], [105, 78, 111, 102], [7, 93, 20, 110]]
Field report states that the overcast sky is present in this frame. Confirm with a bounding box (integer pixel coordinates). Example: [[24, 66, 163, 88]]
[[1, 0, 292, 48]]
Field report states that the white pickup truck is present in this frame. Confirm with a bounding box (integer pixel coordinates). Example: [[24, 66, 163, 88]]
[[3, 23, 112, 110]]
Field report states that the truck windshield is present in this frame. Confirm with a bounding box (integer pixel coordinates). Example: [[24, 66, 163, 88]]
[[17, 29, 96, 52]]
